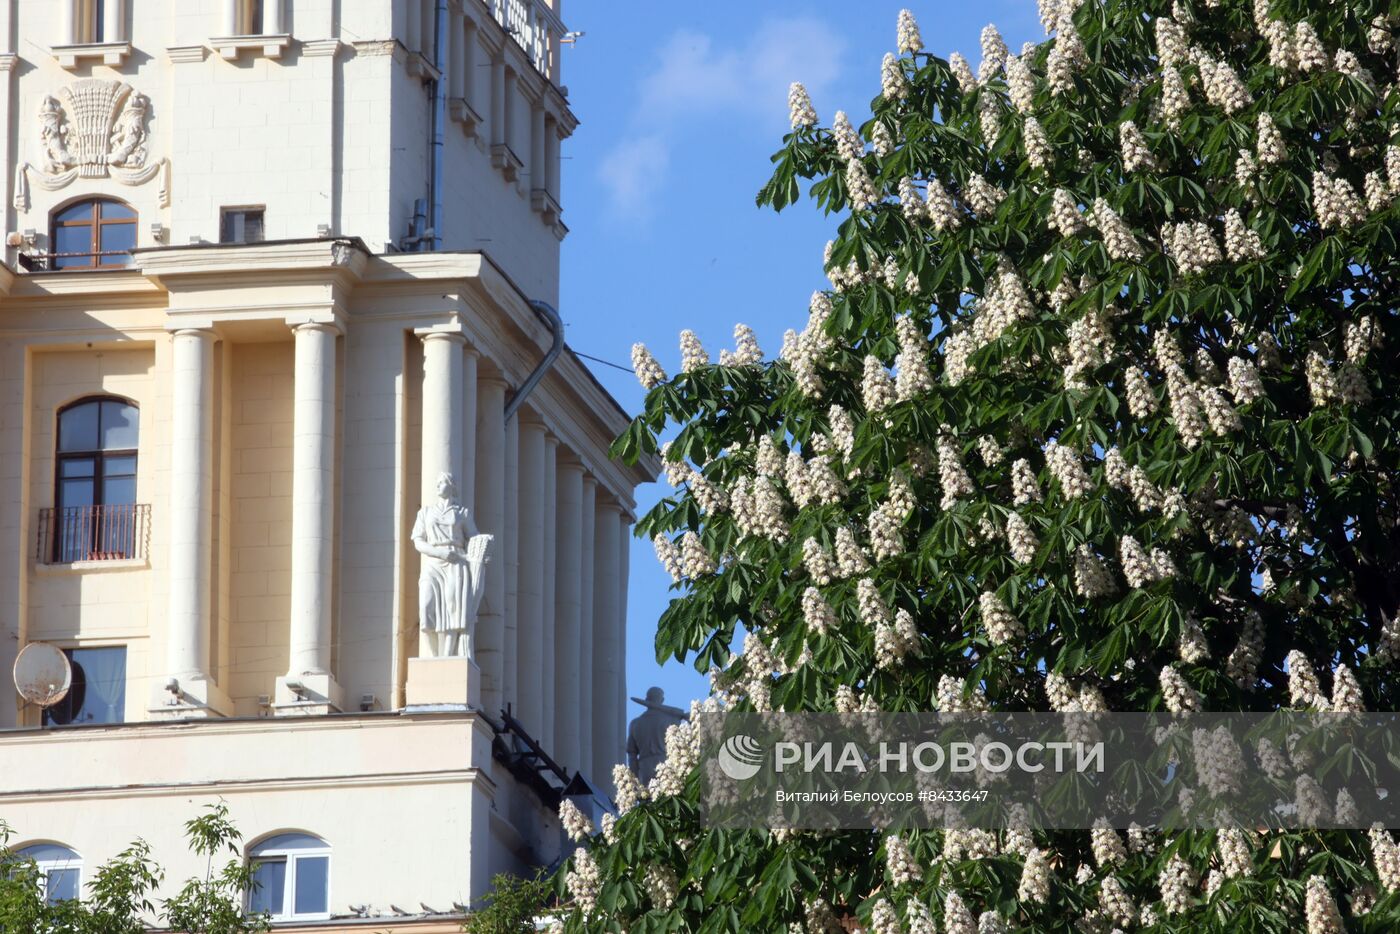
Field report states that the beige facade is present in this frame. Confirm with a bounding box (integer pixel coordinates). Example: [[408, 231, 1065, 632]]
[[0, 1, 653, 928]]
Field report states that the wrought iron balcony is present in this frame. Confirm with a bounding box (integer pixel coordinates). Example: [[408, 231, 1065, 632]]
[[37, 504, 150, 564]]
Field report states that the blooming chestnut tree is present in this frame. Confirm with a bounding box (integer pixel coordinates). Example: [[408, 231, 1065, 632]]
[[567, 1, 1400, 931]]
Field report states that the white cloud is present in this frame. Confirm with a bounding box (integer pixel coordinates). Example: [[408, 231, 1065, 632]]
[[598, 16, 846, 222]]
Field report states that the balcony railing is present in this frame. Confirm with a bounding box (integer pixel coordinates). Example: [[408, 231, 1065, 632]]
[[489, 0, 562, 82], [17, 250, 135, 272], [37, 504, 151, 564]]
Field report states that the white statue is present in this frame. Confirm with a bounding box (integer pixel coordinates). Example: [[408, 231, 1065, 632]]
[[37, 96, 73, 174], [412, 473, 492, 658], [108, 92, 150, 169]]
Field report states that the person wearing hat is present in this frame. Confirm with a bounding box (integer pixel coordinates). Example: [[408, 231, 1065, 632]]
[[626, 686, 687, 784]]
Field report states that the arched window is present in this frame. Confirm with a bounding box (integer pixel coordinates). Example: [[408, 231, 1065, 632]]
[[50, 198, 137, 270], [15, 844, 81, 904], [52, 397, 139, 563], [247, 833, 330, 921]]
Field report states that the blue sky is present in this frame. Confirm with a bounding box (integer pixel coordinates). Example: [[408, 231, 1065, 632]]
[[555, 1, 1040, 713]]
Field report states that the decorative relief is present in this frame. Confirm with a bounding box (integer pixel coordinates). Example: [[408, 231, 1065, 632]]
[[14, 79, 169, 212]]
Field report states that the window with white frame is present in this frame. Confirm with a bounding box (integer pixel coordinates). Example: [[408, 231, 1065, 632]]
[[247, 834, 330, 921], [15, 844, 82, 905]]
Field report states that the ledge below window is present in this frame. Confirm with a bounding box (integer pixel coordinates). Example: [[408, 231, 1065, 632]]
[[490, 144, 524, 183], [51, 41, 132, 69], [209, 34, 292, 60], [35, 557, 149, 576], [530, 188, 561, 225], [449, 98, 483, 139]]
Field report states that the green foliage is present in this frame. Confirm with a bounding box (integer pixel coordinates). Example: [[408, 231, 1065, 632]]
[[463, 871, 555, 933], [570, 0, 1400, 930], [0, 806, 269, 934]]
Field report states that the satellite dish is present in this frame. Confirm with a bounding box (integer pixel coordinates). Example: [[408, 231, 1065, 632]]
[[13, 642, 71, 708]]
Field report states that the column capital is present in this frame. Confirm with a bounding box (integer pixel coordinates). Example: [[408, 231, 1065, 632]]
[[415, 321, 467, 344], [289, 319, 343, 337], [169, 325, 217, 339]]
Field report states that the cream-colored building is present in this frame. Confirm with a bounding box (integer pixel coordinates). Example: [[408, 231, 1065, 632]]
[[0, 1, 654, 928]]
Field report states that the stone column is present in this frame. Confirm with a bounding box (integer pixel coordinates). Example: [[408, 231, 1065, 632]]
[[282, 323, 340, 706], [515, 417, 546, 736], [553, 458, 583, 773], [490, 58, 506, 146], [404, 0, 421, 53], [103, 0, 123, 42], [616, 508, 632, 780], [531, 104, 546, 186], [540, 433, 558, 752], [419, 329, 466, 507], [577, 477, 596, 779], [157, 328, 228, 716], [166, 328, 215, 682], [461, 349, 478, 514], [265, 0, 284, 34], [449, 7, 465, 100], [221, 0, 237, 36], [473, 374, 506, 714], [590, 497, 620, 785], [503, 413, 519, 706]]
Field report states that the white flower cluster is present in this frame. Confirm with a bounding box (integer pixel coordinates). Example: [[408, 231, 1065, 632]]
[[1305, 350, 1335, 407], [730, 476, 788, 542], [1157, 854, 1195, 915], [1345, 316, 1380, 362], [834, 526, 870, 577], [1092, 820, 1127, 867], [565, 848, 602, 916], [1331, 663, 1366, 712], [1155, 17, 1187, 66], [1051, 188, 1084, 237], [679, 329, 709, 371], [1305, 876, 1345, 934], [680, 531, 716, 578], [949, 52, 977, 92], [1200, 385, 1241, 435], [831, 110, 864, 162], [1335, 48, 1375, 91], [895, 316, 934, 401], [1047, 20, 1085, 95], [1088, 198, 1144, 261], [1018, 848, 1052, 903], [788, 82, 817, 129], [863, 355, 898, 413], [1164, 220, 1223, 275], [643, 865, 678, 910], [1064, 309, 1112, 388], [1225, 609, 1263, 688], [898, 176, 924, 222], [1218, 827, 1253, 878], [1005, 512, 1039, 564], [1293, 22, 1328, 70], [1120, 532, 1176, 585], [1045, 440, 1093, 499], [944, 891, 977, 934], [978, 93, 1002, 148], [905, 899, 936, 934], [1197, 52, 1253, 114], [1161, 66, 1190, 128], [1012, 458, 1042, 505], [653, 534, 683, 582], [1365, 170, 1392, 211], [845, 159, 880, 213], [1256, 112, 1286, 164], [937, 435, 975, 509], [868, 501, 905, 561], [979, 591, 1025, 646], [977, 435, 1003, 466], [730, 324, 763, 366], [802, 537, 836, 585], [885, 834, 922, 884], [559, 798, 594, 842], [897, 9, 922, 55], [613, 763, 649, 814], [1160, 664, 1201, 712], [1153, 329, 1207, 448], [936, 674, 990, 712], [631, 342, 667, 389], [1119, 121, 1156, 172], [979, 24, 1008, 81], [925, 178, 964, 232], [1124, 368, 1158, 418], [881, 53, 909, 101], [1023, 116, 1052, 169], [1178, 614, 1208, 663], [872, 123, 896, 160], [802, 586, 837, 636], [967, 173, 1006, 216], [1223, 210, 1265, 261], [1074, 544, 1117, 598], [869, 898, 900, 934], [1312, 170, 1367, 229], [1193, 725, 1245, 795], [1371, 825, 1400, 893], [1006, 54, 1035, 113]]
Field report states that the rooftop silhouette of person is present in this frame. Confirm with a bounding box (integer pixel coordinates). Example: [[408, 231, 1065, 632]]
[[626, 686, 687, 785]]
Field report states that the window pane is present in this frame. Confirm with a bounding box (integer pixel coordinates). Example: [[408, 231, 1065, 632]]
[[54, 224, 92, 262], [60, 478, 95, 509], [98, 201, 136, 221], [98, 222, 136, 265], [293, 856, 328, 915], [46, 868, 79, 903], [58, 403, 100, 453], [250, 834, 327, 854], [244, 212, 265, 242], [100, 402, 139, 450], [60, 458, 96, 479], [103, 454, 137, 477], [68, 648, 125, 724], [100, 476, 135, 509], [249, 859, 286, 915], [58, 404, 100, 452], [56, 202, 94, 223]]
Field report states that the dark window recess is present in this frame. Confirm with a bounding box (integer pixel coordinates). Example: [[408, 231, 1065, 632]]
[[42, 646, 127, 726], [45, 397, 143, 563], [220, 209, 265, 244]]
